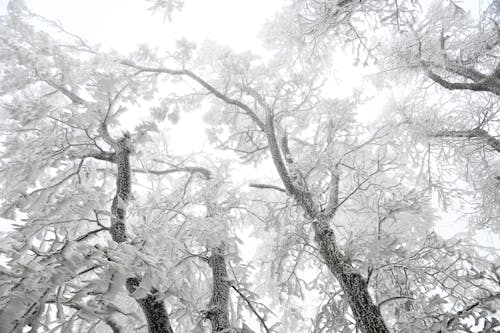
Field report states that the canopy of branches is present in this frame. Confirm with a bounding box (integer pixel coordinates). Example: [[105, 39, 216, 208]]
[[0, 1, 498, 333]]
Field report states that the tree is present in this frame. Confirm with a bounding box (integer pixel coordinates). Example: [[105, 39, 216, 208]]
[[375, 0, 500, 230], [0, 1, 499, 333]]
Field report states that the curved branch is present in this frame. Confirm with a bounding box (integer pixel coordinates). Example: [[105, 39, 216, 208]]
[[98, 122, 117, 147], [119, 60, 265, 130], [377, 295, 414, 309], [105, 318, 122, 333]]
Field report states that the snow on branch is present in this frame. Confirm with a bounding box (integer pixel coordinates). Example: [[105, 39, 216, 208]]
[[132, 165, 212, 179]]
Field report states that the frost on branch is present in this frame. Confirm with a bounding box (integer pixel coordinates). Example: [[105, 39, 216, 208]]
[[146, 0, 184, 22]]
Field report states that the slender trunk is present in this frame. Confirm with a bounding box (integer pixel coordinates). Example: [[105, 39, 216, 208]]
[[111, 135, 173, 333], [206, 245, 231, 332], [313, 217, 389, 333]]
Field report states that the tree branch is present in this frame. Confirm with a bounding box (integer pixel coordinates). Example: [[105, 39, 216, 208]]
[[434, 127, 500, 153], [84, 151, 116, 162], [119, 60, 265, 130], [323, 169, 339, 218], [230, 285, 270, 333], [437, 292, 500, 332], [132, 166, 212, 179], [427, 69, 500, 96], [377, 295, 414, 309], [98, 122, 117, 148], [35, 71, 88, 105], [249, 183, 286, 193], [74, 228, 108, 242]]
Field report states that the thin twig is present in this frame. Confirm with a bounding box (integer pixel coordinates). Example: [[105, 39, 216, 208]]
[[230, 285, 271, 333]]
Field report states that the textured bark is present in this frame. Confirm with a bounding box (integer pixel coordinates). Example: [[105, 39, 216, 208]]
[[126, 278, 174, 333], [110, 134, 173, 333], [265, 114, 389, 332], [110, 136, 131, 243], [313, 218, 389, 333], [207, 246, 231, 332]]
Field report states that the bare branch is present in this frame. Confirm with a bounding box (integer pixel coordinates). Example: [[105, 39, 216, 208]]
[[330, 162, 382, 214], [377, 295, 415, 309], [427, 69, 500, 96], [74, 228, 108, 242], [231, 285, 271, 333], [249, 183, 286, 193]]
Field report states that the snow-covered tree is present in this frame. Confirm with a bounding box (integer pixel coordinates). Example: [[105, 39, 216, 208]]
[[375, 0, 500, 231], [0, 1, 498, 333]]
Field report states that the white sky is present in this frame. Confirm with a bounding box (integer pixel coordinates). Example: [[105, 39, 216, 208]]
[[4, 0, 283, 53]]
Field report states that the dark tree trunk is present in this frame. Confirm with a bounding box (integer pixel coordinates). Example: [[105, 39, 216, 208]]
[[313, 218, 389, 333], [207, 245, 231, 332], [111, 135, 174, 333], [126, 278, 174, 333]]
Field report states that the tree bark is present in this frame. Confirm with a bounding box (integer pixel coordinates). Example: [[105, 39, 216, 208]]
[[427, 68, 500, 96], [111, 134, 174, 333], [126, 278, 174, 333], [264, 111, 389, 332], [313, 217, 389, 333], [206, 245, 231, 332]]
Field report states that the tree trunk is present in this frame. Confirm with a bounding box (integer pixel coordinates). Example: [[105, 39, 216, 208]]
[[206, 245, 231, 332], [126, 278, 174, 333], [313, 217, 389, 333], [111, 135, 174, 333], [263, 113, 389, 332]]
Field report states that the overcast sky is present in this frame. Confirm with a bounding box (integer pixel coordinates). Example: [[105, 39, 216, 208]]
[[0, 0, 282, 52]]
